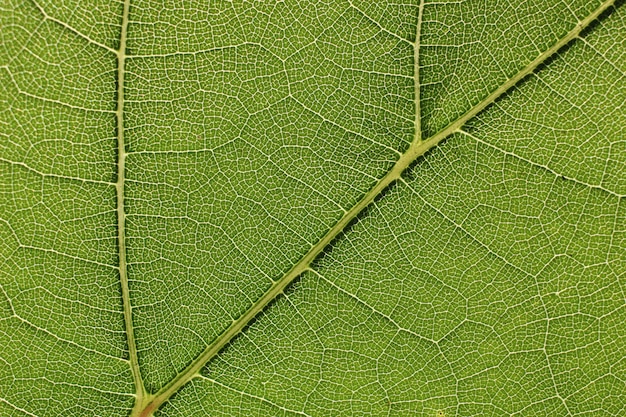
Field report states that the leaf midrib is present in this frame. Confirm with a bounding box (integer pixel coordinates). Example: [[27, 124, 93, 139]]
[[121, 1, 617, 415], [117, 0, 147, 414]]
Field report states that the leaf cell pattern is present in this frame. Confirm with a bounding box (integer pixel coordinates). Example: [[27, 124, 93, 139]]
[[0, 0, 624, 416]]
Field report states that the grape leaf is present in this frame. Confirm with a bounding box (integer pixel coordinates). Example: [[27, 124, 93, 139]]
[[1, 0, 624, 416]]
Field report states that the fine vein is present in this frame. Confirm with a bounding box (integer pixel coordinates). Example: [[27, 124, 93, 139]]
[[138, 0, 615, 414], [413, 0, 425, 145], [116, 0, 147, 413]]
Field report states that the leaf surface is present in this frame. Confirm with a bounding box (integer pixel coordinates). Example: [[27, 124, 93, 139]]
[[0, 0, 624, 416]]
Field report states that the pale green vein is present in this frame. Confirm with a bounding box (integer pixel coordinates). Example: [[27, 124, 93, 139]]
[[6, 312, 128, 362], [194, 374, 313, 417], [413, 0, 425, 145], [29, 0, 117, 54], [17, 245, 118, 269], [458, 129, 625, 198], [116, 0, 147, 413], [2, 66, 116, 113], [308, 267, 437, 344], [0, 158, 116, 186], [426, 0, 617, 144], [0, 398, 40, 417], [136, 0, 616, 415]]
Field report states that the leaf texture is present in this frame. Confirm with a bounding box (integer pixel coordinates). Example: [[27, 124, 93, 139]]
[[0, 0, 624, 416]]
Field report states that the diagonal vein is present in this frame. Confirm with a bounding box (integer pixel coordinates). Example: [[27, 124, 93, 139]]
[[136, 0, 616, 414], [458, 129, 625, 198], [29, 0, 117, 54]]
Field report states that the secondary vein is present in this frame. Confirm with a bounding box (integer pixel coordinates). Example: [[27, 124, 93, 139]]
[[138, 0, 616, 414], [116, 0, 148, 413], [413, 0, 425, 145]]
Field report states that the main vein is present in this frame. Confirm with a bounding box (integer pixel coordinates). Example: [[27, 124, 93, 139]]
[[116, 0, 147, 413], [138, 0, 615, 414]]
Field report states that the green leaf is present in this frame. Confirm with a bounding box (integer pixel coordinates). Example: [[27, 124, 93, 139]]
[[1, 0, 624, 416]]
